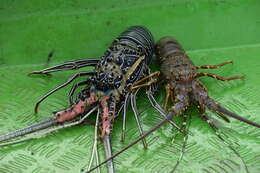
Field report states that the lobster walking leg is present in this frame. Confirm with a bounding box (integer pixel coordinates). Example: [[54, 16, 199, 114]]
[[171, 114, 190, 173], [68, 80, 90, 105], [146, 89, 183, 132], [121, 93, 130, 142], [130, 90, 148, 149], [170, 89, 175, 105], [34, 72, 94, 113], [103, 136, 114, 173], [196, 72, 244, 81], [195, 61, 233, 69], [29, 58, 99, 75], [164, 84, 171, 111], [135, 78, 184, 133], [131, 78, 159, 90], [86, 109, 101, 173], [172, 114, 189, 143], [133, 71, 160, 86], [195, 80, 230, 123]]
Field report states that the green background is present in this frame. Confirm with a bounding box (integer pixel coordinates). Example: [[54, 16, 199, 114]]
[[0, 0, 260, 172]]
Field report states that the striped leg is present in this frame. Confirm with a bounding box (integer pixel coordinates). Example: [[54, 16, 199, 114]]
[[130, 89, 148, 149], [163, 84, 171, 111], [34, 72, 94, 113], [195, 61, 232, 69], [131, 71, 160, 90], [196, 72, 244, 81], [133, 71, 160, 85], [171, 114, 188, 144], [171, 114, 190, 172], [29, 58, 99, 75], [68, 80, 90, 105], [85, 109, 101, 173], [131, 78, 159, 90], [146, 89, 182, 133], [120, 93, 130, 142]]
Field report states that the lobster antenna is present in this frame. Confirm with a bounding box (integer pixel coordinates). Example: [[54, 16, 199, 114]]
[[206, 98, 260, 128]]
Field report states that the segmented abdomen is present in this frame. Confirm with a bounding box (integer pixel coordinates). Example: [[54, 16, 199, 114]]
[[155, 36, 194, 79]]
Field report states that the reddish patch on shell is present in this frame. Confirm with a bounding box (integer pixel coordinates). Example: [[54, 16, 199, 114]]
[[88, 93, 97, 105], [100, 96, 112, 138], [56, 93, 97, 122], [101, 105, 110, 137]]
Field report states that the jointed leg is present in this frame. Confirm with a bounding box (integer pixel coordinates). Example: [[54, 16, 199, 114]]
[[86, 109, 101, 173], [195, 61, 233, 69], [133, 71, 160, 86], [170, 89, 175, 105], [146, 87, 191, 136], [130, 89, 148, 149], [103, 135, 115, 173], [171, 114, 188, 144], [131, 78, 159, 90], [196, 72, 244, 81], [197, 88, 248, 172], [146, 89, 184, 133], [34, 72, 94, 113], [164, 84, 171, 111], [29, 58, 99, 75], [171, 114, 190, 173], [68, 80, 90, 105], [121, 93, 130, 142]]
